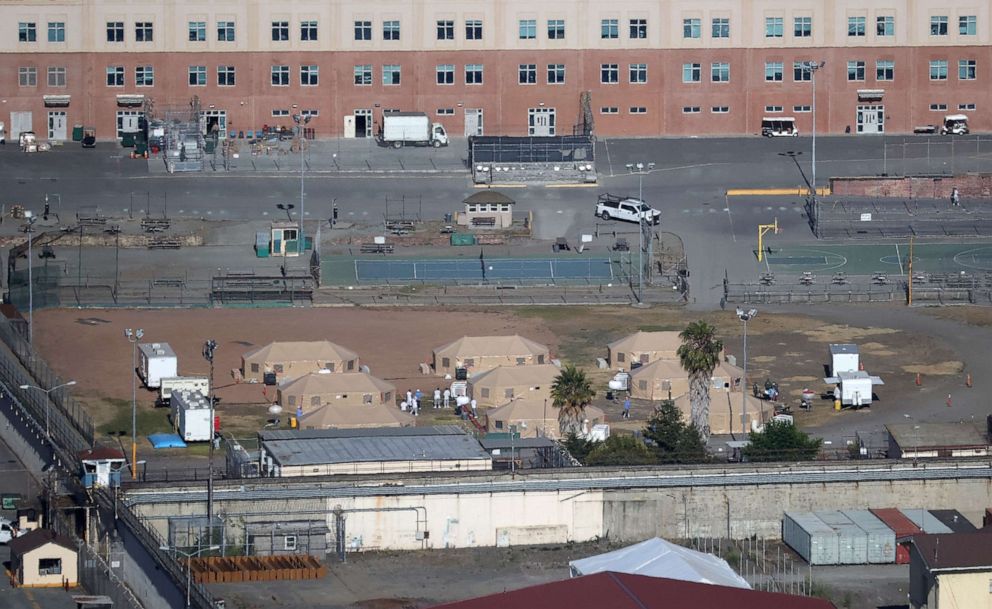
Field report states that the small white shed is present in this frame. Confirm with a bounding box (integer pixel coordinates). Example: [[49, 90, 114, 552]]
[[828, 344, 860, 375], [824, 370, 883, 407], [138, 342, 178, 389]]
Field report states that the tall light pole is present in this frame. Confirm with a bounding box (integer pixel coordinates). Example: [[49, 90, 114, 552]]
[[292, 112, 312, 254], [124, 328, 143, 479], [202, 339, 217, 536], [803, 61, 825, 201], [20, 380, 76, 439], [626, 162, 656, 303], [736, 308, 757, 437], [23, 210, 37, 344], [160, 544, 219, 608]]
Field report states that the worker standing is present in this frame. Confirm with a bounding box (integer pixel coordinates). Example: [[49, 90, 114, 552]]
[[433, 387, 442, 409], [622, 396, 631, 419], [443, 388, 451, 408], [470, 399, 477, 418], [951, 187, 961, 207]]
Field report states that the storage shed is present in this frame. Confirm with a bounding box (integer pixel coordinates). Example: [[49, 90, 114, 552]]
[[842, 510, 896, 564], [9, 529, 78, 588], [138, 342, 178, 389], [432, 335, 550, 376], [607, 331, 682, 368], [871, 508, 923, 564], [467, 364, 559, 407], [783, 512, 838, 565], [886, 422, 990, 459], [277, 371, 395, 414], [459, 191, 516, 229], [816, 511, 869, 564], [241, 340, 359, 383]]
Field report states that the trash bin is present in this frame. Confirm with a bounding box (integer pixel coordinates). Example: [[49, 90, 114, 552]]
[[121, 131, 136, 147], [71, 124, 84, 142], [450, 233, 476, 246], [204, 139, 216, 154]]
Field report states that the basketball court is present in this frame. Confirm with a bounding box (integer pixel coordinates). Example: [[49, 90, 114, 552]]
[[321, 255, 624, 284], [762, 242, 992, 276]]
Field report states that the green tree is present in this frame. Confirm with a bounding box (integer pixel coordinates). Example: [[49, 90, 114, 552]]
[[551, 365, 595, 437], [744, 420, 822, 462], [562, 433, 595, 464], [585, 435, 657, 466], [677, 321, 723, 443], [642, 400, 709, 464]]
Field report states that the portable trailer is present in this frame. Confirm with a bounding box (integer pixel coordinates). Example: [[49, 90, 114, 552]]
[[138, 342, 178, 389]]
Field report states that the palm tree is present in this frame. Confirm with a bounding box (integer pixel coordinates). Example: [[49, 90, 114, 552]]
[[677, 321, 723, 443], [551, 365, 595, 437]]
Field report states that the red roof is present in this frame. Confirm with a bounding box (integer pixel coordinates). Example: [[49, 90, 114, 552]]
[[429, 572, 835, 609], [913, 533, 992, 570], [78, 447, 126, 461], [871, 508, 923, 539]]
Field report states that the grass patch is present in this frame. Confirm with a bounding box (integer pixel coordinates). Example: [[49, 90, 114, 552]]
[[98, 398, 173, 438]]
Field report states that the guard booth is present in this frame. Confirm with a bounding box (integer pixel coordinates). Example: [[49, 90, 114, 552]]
[[459, 191, 516, 229], [78, 448, 126, 489], [268, 221, 301, 257]]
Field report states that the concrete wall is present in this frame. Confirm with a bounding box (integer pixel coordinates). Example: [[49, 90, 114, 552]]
[[831, 173, 992, 198]]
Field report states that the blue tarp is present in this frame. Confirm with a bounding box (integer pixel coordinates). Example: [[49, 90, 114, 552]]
[[148, 433, 187, 449]]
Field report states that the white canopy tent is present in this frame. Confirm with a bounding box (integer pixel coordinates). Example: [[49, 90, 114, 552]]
[[569, 537, 750, 589]]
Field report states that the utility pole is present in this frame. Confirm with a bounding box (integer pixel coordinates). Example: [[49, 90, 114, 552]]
[[202, 339, 217, 540], [626, 162, 656, 303], [736, 308, 757, 437], [124, 328, 144, 479], [292, 112, 313, 254], [803, 61, 826, 201]]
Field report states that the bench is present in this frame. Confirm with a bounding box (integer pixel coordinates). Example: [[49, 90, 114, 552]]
[[148, 236, 182, 250], [471, 216, 497, 227], [360, 243, 394, 254]]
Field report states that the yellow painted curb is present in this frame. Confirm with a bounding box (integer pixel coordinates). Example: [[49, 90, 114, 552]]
[[546, 183, 599, 188], [474, 183, 528, 189], [726, 187, 830, 196]]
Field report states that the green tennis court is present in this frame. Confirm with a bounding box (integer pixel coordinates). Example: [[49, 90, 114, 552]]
[[763, 243, 992, 275]]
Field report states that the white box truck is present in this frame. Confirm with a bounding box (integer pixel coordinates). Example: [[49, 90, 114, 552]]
[[138, 342, 178, 389], [159, 376, 210, 406], [171, 390, 214, 442], [381, 112, 448, 148]]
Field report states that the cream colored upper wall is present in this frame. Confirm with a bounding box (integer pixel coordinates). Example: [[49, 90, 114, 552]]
[[934, 571, 992, 609], [0, 0, 987, 54]]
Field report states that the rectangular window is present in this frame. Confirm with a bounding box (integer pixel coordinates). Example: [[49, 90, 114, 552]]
[[547, 19, 565, 39], [630, 18, 647, 39], [764, 61, 783, 81], [765, 17, 783, 38], [47, 22, 65, 43], [876, 60, 894, 81], [466, 19, 482, 40], [682, 106, 701, 114], [18, 66, 37, 86], [959, 59, 977, 80], [711, 106, 729, 114], [683, 18, 701, 39], [601, 19, 618, 39], [301, 20, 318, 41], [629, 63, 647, 83], [848, 16, 866, 37], [300, 65, 318, 86], [106, 65, 124, 86], [712, 18, 729, 38], [630, 107, 647, 114], [19, 22, 36, 43], [960, 15, 977, 36], [683, 63, 701, 83], [711, 62, 730, 82], [354, 21, 371, 41], [383, 64, 401, 85], [959, 103, 976, 111], [218, 21, 235, 42], [847, 60, 866, 81], [135, 22, 153, 42], [284, 535, 297, 551], [106, 22, 124, 43], [188, 21, 205, 42], [218, 65, 236, 86], [600, 107, 619, 114], [518, 19, 536, 39], [271, 65, 289, 86], [877, 16, 894, 37], [437, 108, 454, 115], [794, 61, 812, 81], [794, 105, 812, 113], [47, 67, 66, 87], [383, 20, 400, 40], [271, 21, 288, 41], [794, 17, 812, 37], [600, 63, 619, 84], [931, 16, 948, 36], [465, 64, 483, 84], [518, 64, 536, 84], [929, 103, 947, 111], [354, 64, 372, 86], [764, 105, 783, 113], [436, 64, 454, 85], [547, 63, 565, 84], [188, 65, 206, 86], [135, 65, 153, 86], [437, 20, 454, 40], [930, 60, 948, 80]]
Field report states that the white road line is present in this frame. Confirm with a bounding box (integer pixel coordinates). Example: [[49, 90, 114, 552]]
[[895, 243, 904, 275], [725, 195, 736, 242], [603, 139, 614, 177]]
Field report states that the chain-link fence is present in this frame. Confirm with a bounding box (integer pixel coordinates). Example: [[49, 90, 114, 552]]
[[806, 197, 992, 239], [880, 136, 992, 177], [78, 541, 144, 609]]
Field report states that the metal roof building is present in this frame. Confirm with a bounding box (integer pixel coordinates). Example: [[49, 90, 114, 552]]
[[258, 426, 492, 477]]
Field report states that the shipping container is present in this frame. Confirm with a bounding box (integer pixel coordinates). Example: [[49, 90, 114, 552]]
[[783, 512, 838, 565], [842, 510, 896, 564], [870, 508, 922, 564], [816, 511, 868, 564], [928, 509, 977, 533], [899, 509, 953, 534]]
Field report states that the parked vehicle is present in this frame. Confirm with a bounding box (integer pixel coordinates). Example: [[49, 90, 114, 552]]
[[940, 114, 970, 135], [0, 121, 5, 145], [0, 517, 24, 544], [761, 117, 799, 137], [380, 112, 448, 148], [596, 194, 661, 225], [82, 127, 96, 148]]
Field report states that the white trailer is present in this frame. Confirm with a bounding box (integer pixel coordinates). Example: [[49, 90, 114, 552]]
[[159, 376, 210, 404], [138, 342, 178, 389], [381, 112, 448, 148], [171, 390, 214, 442], [824, 370, 884, 408], [828, 344, 860, 375]]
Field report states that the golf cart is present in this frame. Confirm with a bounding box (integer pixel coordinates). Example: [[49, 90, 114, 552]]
[[761, 117, 799, 137], [81, 126, 96, 148], [940, 114, 970, 135]]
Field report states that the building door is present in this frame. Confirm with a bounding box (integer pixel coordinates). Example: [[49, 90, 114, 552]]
[[464, 109, 483, 136], [204, 110, 227, 138], [116, 110, 143, 138], [10, 111, 32, 136], [856, 105, 884, 134], [47, 111, 67, 141], [343, 115, 356, 138], [528, 108, 555, 136], [354, 109, 372, 138]]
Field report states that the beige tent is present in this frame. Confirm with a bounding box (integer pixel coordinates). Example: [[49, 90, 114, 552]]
[[486, 398, 605, 440], [241, 340, 359, 382], [607, 331, 681, 368], [277, 371, 395, 414], [673, 392, 771, 436], [433, 335, 550, 376], [297, 401, 414, 430], [468, 364, 559, 407], [628, 360, 689, 401]]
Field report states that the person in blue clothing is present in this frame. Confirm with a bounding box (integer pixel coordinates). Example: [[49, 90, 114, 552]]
[[622, 396, 631, 419]]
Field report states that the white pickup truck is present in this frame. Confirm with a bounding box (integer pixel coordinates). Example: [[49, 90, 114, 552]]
[[596, 194, 661, 225], [0, 517, 24, 544]]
